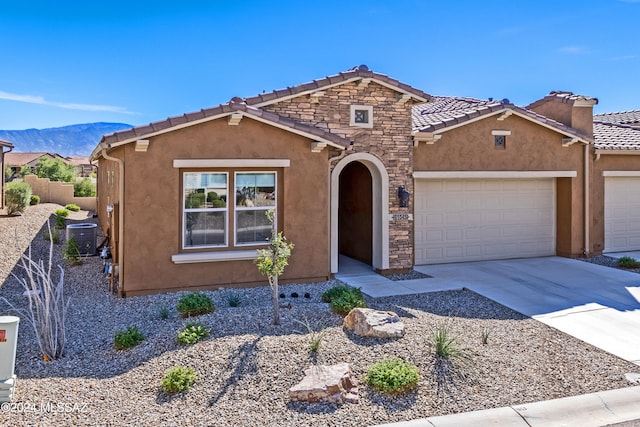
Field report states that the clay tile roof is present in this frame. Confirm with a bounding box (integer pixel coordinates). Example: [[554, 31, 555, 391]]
[[4, 152, 56, 165], [412, 95, 592, 142], [525, 90, 598, 109], [593, 110, 640, 126], [244, 64, 430, 106], [0, 138, 13, 148], [593, 121, 640, 150]]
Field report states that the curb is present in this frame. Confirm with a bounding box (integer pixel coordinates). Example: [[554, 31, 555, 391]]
[[373, 386, 640, 427]]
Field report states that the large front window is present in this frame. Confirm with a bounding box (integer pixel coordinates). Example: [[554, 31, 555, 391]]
[[182, 171, 276, 249]]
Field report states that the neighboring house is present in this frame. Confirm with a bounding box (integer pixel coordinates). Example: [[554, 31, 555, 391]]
[[65, 156, 96, 177], [90, 65, 635, 297], [1, 138, 14, 209], [4, 152, 67, 178], [594, 110, 640, 128]]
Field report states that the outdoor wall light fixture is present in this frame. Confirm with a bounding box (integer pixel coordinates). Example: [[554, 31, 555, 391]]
[[106, 204, 114, 214], [397, 186, 410, 208]]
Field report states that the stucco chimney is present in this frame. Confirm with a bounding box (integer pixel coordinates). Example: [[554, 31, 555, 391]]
[[526, 91, 598, 137]]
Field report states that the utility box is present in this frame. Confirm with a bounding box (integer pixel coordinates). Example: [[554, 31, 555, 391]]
[[66, 223, 98, 256], [0, 316, 19, 402]]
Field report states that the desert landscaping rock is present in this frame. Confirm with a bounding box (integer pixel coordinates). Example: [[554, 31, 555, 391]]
[[1, 203, 639, 426], [343, 308, 405, 338], [289, 363, 359, 404]]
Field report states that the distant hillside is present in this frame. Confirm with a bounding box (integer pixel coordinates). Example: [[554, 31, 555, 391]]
[[0, 122, 132, 157]]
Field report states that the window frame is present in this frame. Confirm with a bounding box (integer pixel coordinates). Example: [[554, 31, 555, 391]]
[[180, 168, 280, 252], [233, 171, 277, 247], [350, 105, 374, 128], [182, 171, 229, 250]]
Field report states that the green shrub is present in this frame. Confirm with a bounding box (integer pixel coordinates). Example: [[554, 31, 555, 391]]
[[30, 194, 40, 205], [65, 203, 80, 212], [294, 318, 327, 353], [54, 215, 67, 229], [322, 285, 367, 316], [43, 230, 60, 244], [211, 199, 226, 208], [73, 178, 96, 197], [365, 358, 420, 395], [206, 191, 219, 203], [55, 208, 69, 218], [177, 321, 210, 345], [114, 326, 145, 350], [617, 256, 640, 269], [5, 182, 32, 215], [36, 157, 76, 182], [176, 292, 215, 317], [161, 366, 196, 394], [62, 237, 82, 265]]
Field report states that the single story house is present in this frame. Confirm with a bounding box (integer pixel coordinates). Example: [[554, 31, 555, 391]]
[[1, 138, 14, 209], [90, 65, 640, 296], [4, 152, 68, 178]]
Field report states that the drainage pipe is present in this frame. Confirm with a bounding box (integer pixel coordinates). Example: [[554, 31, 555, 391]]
[[584, 142, 590, 256], [100, 144, 125, 297]]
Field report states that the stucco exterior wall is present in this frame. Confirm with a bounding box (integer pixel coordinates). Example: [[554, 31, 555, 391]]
[[107, 118, 331, 296], [263, 81, 418, 270], [413, 114, 588, 257]]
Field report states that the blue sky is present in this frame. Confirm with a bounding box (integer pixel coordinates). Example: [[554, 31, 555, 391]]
[[0, 0, 638, 130]]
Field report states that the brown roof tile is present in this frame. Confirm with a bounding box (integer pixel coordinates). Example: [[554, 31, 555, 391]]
[[525, 90, 598, 109]]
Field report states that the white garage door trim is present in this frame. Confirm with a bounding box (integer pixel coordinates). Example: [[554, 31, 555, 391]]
[[604, 176, 640, 252], [414, 178, 556, 265], [413, 171, 577, 179]]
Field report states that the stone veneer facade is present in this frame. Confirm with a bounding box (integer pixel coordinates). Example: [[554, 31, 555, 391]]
[[262, 81, 420, 271]]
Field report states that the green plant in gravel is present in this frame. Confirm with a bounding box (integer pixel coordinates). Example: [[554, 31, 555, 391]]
[[30, 194, 40, 205], [322, 285, 367, 316], [177, 321, 210, 345], [365, 358, 420, 395], [226, 291, 242, 307], [54, 214, 66, 230], [114, 326, 145, 350], [158, 305, 170, 320], [161, 366, 197, 394], [65, 203, 80, 212], [176, 292, 215, 317], [55, 208, 69, 218], [62, 237, 82, 265], [617, 256, 640, 269], [43, 229, 60, 244], [481, 328, 490, 345], [5, 181, 32, 215], [432, 323, 472, 365], [294, 317, 328, 353]]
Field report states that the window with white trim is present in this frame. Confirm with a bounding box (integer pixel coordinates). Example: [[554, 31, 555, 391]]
[[183, 172, 228, 248], [235, 172, 276, 245], [350, 105, 373, 128], [182, 170, 277, 250]]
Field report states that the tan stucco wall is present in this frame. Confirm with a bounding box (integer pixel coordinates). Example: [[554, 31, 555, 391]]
[[23, 175, 96, 211], [103, 118, 331, 296], [413, 114, 588, 257], [590, 153, 640, 253]]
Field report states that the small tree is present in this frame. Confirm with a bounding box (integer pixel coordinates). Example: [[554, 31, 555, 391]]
[[256, 210, 294, 325], [73, 177, 96, 197], [36, 157, 76, 183]]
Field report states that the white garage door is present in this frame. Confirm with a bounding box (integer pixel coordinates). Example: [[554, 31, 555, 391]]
[[604, 177, 640, 252], [415, 179, 556, 264]]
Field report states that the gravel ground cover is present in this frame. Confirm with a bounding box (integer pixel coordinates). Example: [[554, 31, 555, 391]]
[[1, 204, 639, 427]]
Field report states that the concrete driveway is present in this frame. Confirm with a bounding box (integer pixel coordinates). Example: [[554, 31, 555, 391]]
[[413, 257, 640, 365]]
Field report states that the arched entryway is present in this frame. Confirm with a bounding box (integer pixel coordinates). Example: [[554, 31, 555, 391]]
[[330, 153, 389, 273], [339, 161, 373, 264]]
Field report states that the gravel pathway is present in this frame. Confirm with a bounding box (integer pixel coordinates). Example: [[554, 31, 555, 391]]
[[1, 205, 638, 426]]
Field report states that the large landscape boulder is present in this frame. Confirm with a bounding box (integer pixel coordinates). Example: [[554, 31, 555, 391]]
[[343, 308, 405, 338], [289, 363, 359, 404]]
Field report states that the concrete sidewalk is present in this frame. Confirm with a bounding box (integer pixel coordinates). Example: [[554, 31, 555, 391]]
[[374, 386, 640, 427]]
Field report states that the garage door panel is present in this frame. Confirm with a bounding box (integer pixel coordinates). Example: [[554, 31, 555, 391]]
[[415, 179, 556, 264], [605, 177, 640, 252]]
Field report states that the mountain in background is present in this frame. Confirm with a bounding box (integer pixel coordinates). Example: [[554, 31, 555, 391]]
[[0, 122, 132, 157]]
